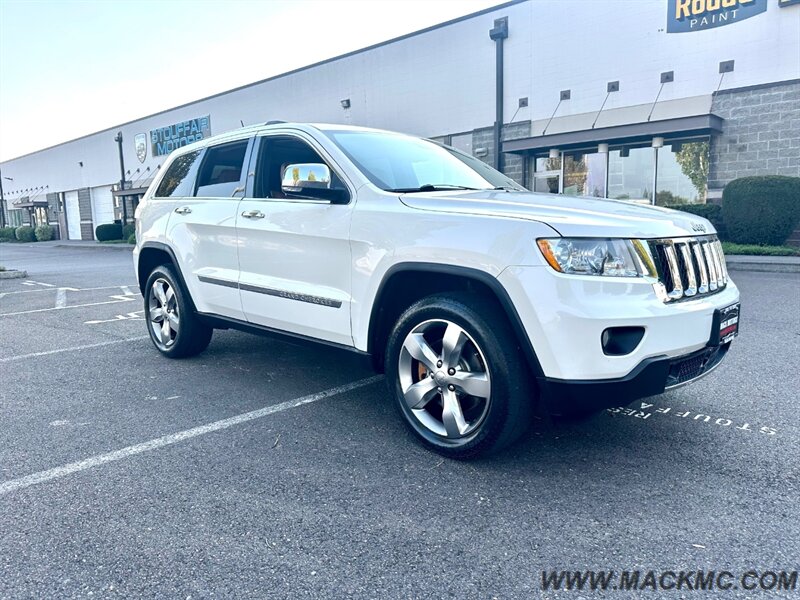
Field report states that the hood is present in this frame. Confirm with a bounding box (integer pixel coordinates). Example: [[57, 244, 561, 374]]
[[399, 190, 714, 239]]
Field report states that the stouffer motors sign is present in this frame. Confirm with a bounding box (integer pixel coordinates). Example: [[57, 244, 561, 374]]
[[150, 115, 211, 157], [667, 0, 767, 32]]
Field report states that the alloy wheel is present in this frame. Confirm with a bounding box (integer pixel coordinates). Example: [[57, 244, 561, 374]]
[[148, 278, 180, 349], [398, 319, 492, 441]]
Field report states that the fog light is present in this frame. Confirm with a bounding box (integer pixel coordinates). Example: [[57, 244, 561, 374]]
[[601, 327, 645, 356]]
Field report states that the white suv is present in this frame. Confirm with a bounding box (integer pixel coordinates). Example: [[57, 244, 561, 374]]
[[133, 122, 740, 458]]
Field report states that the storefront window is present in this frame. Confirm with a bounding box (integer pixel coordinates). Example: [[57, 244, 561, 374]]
[[655, 140, 708, 205], [607, 146, 655, 203], [563, 152, 606, 197], [532, 155, 561, 194]]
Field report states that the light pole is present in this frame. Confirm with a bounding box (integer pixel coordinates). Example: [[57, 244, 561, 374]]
[[114, 132, 128, 226], [0, 171, 12, 228]]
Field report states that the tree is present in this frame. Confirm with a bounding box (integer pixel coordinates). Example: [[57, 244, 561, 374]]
[[675, 141, 709, 201]]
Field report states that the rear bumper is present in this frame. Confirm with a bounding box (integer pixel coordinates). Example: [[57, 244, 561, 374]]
[[537, 343, 730, 416]]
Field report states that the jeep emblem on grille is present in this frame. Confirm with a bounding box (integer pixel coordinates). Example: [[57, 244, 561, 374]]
[[692, 223, 707, 233]]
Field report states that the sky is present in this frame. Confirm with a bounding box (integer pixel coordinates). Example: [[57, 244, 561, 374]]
[[0, 0, 501, 161]]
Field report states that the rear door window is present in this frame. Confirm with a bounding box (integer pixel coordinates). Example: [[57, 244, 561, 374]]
[[194, 140, 249, 197], [154, 150, 202, 198]]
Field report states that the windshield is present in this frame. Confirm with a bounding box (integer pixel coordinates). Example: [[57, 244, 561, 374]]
[[324, 130, 526, 192]]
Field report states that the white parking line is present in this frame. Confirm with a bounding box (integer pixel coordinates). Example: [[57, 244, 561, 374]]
[[55, 288, 67, 308], [0, 375, 383, 496], [0, 337, 149, 363], [0, 286, 79, 297], [0, 297, 137, 317], [0, 285, 134, 297]]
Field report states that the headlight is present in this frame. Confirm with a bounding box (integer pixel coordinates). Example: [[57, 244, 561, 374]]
[[537, 238, 655, 277]]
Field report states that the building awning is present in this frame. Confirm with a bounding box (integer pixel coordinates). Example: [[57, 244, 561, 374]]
[[112, 186, 148, 197], [12, 199, 48, 209], [504, 95, 724, 154]]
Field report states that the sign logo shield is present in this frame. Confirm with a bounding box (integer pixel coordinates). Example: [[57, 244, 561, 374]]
[[135, 133, 147, 163]]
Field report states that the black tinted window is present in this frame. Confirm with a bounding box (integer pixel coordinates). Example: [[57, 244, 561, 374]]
[[195, 140, 248, 197], [254, 136, 344, 199], [154, 150, 201, 198]]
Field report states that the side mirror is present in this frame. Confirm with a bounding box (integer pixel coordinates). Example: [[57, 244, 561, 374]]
[[281, 163, 348, 203]]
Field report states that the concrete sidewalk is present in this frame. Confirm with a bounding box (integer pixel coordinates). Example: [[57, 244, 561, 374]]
[[52, 240, 134, 251], [725, 254, 800, 273]]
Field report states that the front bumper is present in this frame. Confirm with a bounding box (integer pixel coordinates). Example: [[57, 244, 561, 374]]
[[497, 265, 740, 412], [537, 343, 730, 416]]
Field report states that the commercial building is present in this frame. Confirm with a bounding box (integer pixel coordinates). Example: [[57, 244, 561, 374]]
[[1, 0, 798, 239]]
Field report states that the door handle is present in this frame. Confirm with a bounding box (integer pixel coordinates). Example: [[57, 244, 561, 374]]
[[174, 206, 192, 215], [241, 210, 265, 219]]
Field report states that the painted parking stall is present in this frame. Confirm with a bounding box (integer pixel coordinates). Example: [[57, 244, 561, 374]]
[[0, 244, 796, 597]]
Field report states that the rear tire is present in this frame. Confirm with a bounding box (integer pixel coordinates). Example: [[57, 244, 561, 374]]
[[385, 293, 533, 459], [144, 264, 213, 358]]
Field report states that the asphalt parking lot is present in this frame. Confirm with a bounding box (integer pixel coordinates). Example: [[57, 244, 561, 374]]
[[0, 242, 798, 598]]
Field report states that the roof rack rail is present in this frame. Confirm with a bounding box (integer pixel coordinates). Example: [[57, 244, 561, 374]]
[[265, 120, 287, 125]]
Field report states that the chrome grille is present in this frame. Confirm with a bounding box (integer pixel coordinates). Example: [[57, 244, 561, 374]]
[[648, 236, 728, 302]]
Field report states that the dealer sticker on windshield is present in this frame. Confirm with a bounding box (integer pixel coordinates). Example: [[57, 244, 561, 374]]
[[716, 302, 740, 345]]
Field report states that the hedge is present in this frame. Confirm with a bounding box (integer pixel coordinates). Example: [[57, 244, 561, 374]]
[[15, 226, 36, 242], [722, 175, 800, 246], [128, 232, 136, 244], [95, 223, 123, 241], [666, 203, 726, 238], [122, 223, 135, 240], [35, 225, 54, 241], [0, 226, 16, 241]]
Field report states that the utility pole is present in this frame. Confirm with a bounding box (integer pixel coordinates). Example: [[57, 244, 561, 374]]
[[489, 17, 508, 173], [114, 132, 128, 226], [0, 168, 6, 228]]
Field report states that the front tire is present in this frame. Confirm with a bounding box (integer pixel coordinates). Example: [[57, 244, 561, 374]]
[[144, 264, 213, 358], [385, 293, 533, 459]]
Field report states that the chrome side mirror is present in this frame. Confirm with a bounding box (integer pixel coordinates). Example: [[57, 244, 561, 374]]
[[280, 163, 347, 203], [281, 163, 331, 192]]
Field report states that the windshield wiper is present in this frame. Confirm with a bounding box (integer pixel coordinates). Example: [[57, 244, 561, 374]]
[[388, 184, 481, 193]]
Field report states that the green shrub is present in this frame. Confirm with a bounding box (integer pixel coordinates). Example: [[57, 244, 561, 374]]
[[128, 232, 136, 244], [0, 226, 16, 241], [122, 223, 135, 239], [95, 223, 122, 241], [666, 203, 726, 239], [721, 242, 800, 256], [722, 176, 800, 245], [34, 224, 54, 241], [15, 226, 36, 242]]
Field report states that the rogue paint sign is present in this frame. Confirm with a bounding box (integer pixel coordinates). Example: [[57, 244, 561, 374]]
[[667, 0, 767, 32], [150, 115, 211, 157]]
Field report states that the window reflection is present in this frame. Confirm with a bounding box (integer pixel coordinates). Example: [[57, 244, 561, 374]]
[[608, 146, 654, 203], [563, 153, 606, 197], [530, 137, 709, 204], [656, 141, 708, 205]]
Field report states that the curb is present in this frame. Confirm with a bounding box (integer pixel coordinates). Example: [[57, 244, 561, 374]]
[[0, 270, 28, 279], [54, 243, 134, 251], [726, 261, 800, 274]]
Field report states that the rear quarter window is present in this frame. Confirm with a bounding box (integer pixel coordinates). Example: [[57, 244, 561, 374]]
[[154, 150, 202, 198]]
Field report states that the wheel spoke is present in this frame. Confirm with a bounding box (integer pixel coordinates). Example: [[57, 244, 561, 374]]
[[450, 371, 490, 399], [441, 323, 468, 369], [154, 281, 167, 305], [403, 333, 439, 371], [165, 285, 175, 307], [167, 311, 180, 331], [160, 319, 172, 344], [441, 389, 468, 438], [150, 306, 165, 323], [403, 377, 439, 410]]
